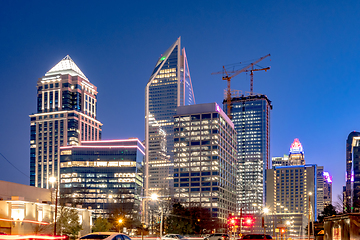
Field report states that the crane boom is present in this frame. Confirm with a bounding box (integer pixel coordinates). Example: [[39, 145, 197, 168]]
[[212, 54, 271, 118]]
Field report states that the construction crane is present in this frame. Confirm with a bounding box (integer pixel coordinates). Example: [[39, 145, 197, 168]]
[[212, 54, 270, 118], [246, 66, 271, 94]]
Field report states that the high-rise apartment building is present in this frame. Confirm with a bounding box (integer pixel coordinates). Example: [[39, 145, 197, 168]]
[[223, 92, 272, 213], [145, 37, 195, 197], [30, 55, 102, 188], [345, 131, 360, 212], [173, 103, 237, 227], [59, 139, 144, 219]]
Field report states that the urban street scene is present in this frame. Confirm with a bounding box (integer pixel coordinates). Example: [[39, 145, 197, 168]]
[[0, 1, 359, 240]]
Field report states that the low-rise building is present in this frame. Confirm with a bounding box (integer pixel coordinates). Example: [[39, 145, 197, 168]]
[[0, 180, 91, 236]]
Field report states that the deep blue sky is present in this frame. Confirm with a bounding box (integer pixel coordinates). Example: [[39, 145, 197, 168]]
[[1, 0, 359, 202]]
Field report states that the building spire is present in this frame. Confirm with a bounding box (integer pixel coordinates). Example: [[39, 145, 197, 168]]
[[45, 55, 88, 81]]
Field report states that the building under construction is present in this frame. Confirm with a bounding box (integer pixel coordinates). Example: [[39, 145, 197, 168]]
[[223, 91, 272, 214]]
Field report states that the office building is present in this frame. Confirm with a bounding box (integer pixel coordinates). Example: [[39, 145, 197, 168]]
[[173, 103, 237, 228], [323, 171, 332, 207], [288, 138, 305, 165], [272, 155, 290, 167], [145, 37, 195, 197], [30, 55, 102, 188], [345, 131, 360, 212], [317, 166, 325, 215], [223, 92, 272, 213], [59, 139, 144, 219], [266, 164, 318, 236]]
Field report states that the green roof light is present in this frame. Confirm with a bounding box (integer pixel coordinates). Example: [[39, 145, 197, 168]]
[[160, 56, 166, 61]]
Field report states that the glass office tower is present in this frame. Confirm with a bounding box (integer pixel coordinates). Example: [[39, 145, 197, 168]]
[[59, 139, 144, 219], [173, 103, 237, 228], [223, 93, 272, 213], [145, 37, 195, 197], [30, 55, 102, 188]]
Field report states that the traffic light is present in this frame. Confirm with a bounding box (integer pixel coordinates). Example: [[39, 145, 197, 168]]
[[243, 216, 255, 226], [280, 228, 286, 234], [227, 217, 240, 227]]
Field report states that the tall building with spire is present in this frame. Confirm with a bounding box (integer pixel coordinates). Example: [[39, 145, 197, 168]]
[[145, 37, 195, 197], [30, 55, 102, 188], [223, 93, 272, 214]]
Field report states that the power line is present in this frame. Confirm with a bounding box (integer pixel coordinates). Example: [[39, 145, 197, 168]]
[[0, 152, 29, 179]]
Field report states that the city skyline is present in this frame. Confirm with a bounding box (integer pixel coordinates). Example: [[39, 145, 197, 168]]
[[1, 1, 360, 201]]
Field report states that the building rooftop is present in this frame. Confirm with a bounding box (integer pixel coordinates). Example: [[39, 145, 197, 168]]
[[45, 55, 88, 81]]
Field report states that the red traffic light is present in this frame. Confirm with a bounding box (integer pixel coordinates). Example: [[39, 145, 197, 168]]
[[227, 217, 239, 226], [243, 216, 254, 226]]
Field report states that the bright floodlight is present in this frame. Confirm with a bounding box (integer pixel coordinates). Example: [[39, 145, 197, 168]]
[[286, 220, 291, 225], [263, 208, 269, 214], [151, 193, 158, 201], [49, 177, 56, 183], [309, 192, 312, 196], [118, 219, 123, 223]]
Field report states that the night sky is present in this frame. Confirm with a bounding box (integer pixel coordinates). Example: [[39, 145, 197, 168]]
[[1, 0, 359, 203]]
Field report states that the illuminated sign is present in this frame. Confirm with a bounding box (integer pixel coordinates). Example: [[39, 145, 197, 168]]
[[323, 172, 332, 183], [215, 104, 221, 113], [290, 138, 304, 154]]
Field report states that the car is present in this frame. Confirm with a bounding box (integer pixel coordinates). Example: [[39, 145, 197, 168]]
[[204, 233, 229, 240], [162, 234, 188, 240], [241, 234, 272, 239], [78, 232, 132, 240]]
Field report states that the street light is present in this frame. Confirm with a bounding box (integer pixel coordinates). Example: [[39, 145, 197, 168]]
[[118, 219, 123, 233], [150, 193, 164, 238], [263, 208, 269, 236], [49, 176, 58, 236]]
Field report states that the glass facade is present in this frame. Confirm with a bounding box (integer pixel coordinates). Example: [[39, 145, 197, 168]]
[[30, 55, 102, 188], [59, 139, 144, 219], [223, 94, 272, 213], [145, 38, 195, 196], [345, 132, 360, 212], [173, 103, 237, 228]]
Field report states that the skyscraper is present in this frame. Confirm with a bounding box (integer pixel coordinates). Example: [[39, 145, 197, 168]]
[[30, 55, 102, 188], [345, 131, 360, 212], [173, 103, 237, 227], [323, 171, 332, 207], [223, 93, 272, 213], [145, 37, 195, 197]]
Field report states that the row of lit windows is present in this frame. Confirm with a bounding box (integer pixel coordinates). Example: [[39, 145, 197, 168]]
[[60, 161, 136, 168]]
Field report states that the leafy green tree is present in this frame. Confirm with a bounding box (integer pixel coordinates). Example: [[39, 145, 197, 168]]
[[92, 217, 113, 232], [318, 204, 337, 222], [56, 206, 83, 239]]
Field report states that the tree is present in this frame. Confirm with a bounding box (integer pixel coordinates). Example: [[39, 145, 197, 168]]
[[56, 206, 83, 239], [165, 203, 220, 235], [32, 216, 52, 235], [92, 217, 112, 232], [318, 204, 337, 222]]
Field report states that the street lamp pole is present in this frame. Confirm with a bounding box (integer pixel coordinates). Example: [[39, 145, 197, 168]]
[[151, 193, 164, 238]]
